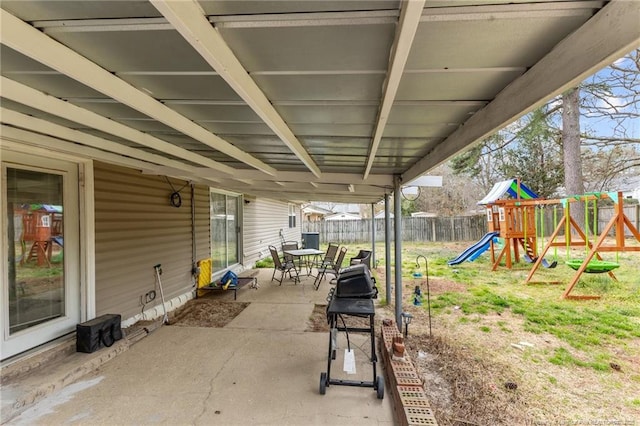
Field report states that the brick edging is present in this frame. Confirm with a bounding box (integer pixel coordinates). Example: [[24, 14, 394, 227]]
[[380, 322, 438, 426]]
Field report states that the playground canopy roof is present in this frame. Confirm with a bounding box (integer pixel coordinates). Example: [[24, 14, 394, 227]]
[[478, 179, 538, 205], [1, 1, 639, 204]]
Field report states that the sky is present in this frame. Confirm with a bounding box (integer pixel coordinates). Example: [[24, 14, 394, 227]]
[[581, 53, 639, 140]]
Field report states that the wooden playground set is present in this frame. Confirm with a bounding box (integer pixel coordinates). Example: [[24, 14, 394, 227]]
[[479, 180, 640, 299], [18, 206, 63, 268]]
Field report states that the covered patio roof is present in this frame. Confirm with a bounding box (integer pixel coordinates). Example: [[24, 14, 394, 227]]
[[1, 0, 638, 203]]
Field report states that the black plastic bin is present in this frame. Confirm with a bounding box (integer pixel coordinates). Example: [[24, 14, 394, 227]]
[[301, 232, 320, 250]]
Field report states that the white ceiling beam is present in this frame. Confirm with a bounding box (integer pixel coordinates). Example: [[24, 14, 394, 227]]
[[30, 3, 601, 32], [237, 188, 383, 203], [0, 77, 235, 175], [29, 10, 399, 31], [232, 179, 255, 186], [421, 1, 603, 20], [420, 9, 592, 23], [421, 8, 595, 23], [147, 166, 394, 200], [237, 188, 384, 204], [404, 67, 526, 74], [403, 0, 640, 183], [150, 0, 321, 178], [0, 9, 275, 176], [1, 127, 150, 171], [160, 99, 486, 107], [34, 17, 169, 31], [10, 69, 384, 78], [212, 12, 397, 29], [1, 126, 160, 179], [224, 180, 385, 195], [363, 0, 426, 179], [190, 169, 394, 187], [0, 108, 221, 182], [1, 126, 224, 188]]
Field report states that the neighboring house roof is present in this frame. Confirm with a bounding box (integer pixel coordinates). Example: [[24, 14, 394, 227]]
[[324, 212, 361, 221], [478, 179, 538, 205], [329, 204, 361, 215], [410, 211, 436, 217], [302, 204, 333, 215], [375, 211, 394, 218], [617, 176, 640, 200]]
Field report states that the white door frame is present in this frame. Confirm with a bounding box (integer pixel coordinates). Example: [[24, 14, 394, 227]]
[[1, 142, 94, 360]]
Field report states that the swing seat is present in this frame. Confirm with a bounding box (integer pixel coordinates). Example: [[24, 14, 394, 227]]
[[524, 253, 558, 268], [565, 259, 620, 273], [541, 259, 558, 269]]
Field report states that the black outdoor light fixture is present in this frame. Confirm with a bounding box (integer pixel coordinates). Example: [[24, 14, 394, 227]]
[[401, 312, 413, 338]]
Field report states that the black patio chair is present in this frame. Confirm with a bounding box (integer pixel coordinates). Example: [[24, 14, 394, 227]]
[[350, 250, 372, 269], [314, 246, 348, 290], [269, 245, 300, 285]]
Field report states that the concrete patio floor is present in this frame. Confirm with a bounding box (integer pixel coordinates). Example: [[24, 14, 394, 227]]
[[3, 269, 395, 425]]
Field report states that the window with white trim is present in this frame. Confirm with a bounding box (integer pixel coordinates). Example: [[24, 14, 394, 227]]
[[288, 204, 296, 228]]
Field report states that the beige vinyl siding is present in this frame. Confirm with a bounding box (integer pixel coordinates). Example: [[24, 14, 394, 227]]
[[243, 198, 300, 266], [94, 162, 209, 320]]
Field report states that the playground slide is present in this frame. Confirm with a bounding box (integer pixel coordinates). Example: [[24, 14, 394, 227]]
[[448, 231, 500, 266]]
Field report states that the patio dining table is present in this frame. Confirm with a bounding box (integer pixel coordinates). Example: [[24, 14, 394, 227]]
[[284, 248, 324, 277]]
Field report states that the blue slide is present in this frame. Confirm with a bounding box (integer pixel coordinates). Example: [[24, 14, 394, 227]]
[[448, 231, 500, 266]]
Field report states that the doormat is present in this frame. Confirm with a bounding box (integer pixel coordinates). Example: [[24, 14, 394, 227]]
[[169, 298, 250, 328]]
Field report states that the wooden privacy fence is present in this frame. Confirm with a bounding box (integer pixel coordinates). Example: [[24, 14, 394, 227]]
[[597, 205, 640, 237], [302, 205, 640, 244], [303, 216, 487, 244]]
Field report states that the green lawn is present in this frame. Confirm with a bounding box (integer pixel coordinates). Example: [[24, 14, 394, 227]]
[[373, 240, 640, 373]]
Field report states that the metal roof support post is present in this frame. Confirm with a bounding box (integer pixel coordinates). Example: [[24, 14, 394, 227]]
[[371, 203, 376, 269], [394, 176, 403, 332], [384, 194, 392, 307]]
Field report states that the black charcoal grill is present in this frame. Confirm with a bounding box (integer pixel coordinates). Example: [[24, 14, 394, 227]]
[[334, 264, 378, 299], [319, 263, 383, 399]]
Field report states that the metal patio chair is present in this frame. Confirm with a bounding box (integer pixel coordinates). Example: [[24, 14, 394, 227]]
[[350, 250, 372, 269], [314, 246, 348, 290], [314, 243, 339, 270], [269, 245, 299, 285], [282, 241, 301, 270]]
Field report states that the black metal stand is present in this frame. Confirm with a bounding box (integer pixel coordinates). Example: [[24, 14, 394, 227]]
[[319, 297, 384, 399]]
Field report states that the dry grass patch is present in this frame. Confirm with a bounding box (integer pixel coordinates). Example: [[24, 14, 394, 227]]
[[410, 311, 640, 424], [169, 298, 249, 328], [407, 334, 532, 426]]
